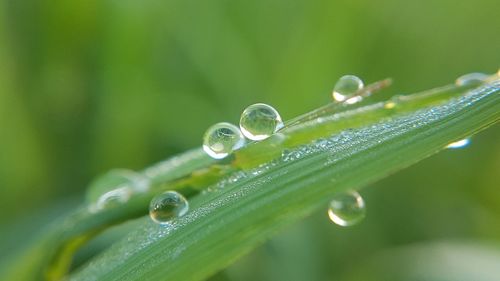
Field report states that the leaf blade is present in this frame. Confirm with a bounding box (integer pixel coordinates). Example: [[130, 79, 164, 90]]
[[71, 82, 500, 281]]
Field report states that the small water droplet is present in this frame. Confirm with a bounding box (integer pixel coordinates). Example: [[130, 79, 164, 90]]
[[149, 191, 189, 225], [332, 75, 364, 103], [203, 122, 245, 159], [240, 103, 284, 141], [455, 73, 488, 86], [384, 101, 396, 109], [90, 186, 133, 213], [327, 191, 366, 227], [384, 95, 404, 109], [86, 169, 150, 206], [446, 138, 471, 149]]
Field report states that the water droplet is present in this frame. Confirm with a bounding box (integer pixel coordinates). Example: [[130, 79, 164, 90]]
[[446, 138, 471, 149], [240, 103, 284, 140], [332, 75, 364, 103], [149, 191, 189, 224], [203, 122, 245, 159], [90, 186, 133, 213], [384, 95, 404, 109], [86, 169, 150, 206], [384, 101, 396, 109], [455, 73, 488, 86], [327, 191, 366, 227]]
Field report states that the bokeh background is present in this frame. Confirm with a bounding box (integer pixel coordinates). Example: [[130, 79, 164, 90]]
[[1, 0, 499, 280]]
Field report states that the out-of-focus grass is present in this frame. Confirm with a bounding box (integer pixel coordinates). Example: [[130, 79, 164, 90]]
[[0, 0, 499, 280]]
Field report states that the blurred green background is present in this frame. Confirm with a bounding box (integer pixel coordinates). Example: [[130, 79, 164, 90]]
[[1, 0, 499, 280]]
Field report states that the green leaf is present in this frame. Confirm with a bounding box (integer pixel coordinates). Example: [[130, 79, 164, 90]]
[[70, 80, 499, 280], [2, 77, 499, 281]]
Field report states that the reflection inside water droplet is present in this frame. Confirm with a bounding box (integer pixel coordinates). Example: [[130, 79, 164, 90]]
[[328, 191, 366, 227]]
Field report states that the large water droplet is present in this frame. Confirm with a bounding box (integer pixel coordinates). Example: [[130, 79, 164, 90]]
[[332, 75, 364, 103], [203, 122, 245, 159], [328, 191, 366, 227], [455, 73, 488, 86], [86, 169, 150, 206], [240, 103, 284, 141], [149, 191, 189, 224], [446, 138, 471, 149]]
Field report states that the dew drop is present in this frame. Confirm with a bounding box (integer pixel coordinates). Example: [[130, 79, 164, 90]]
[[239, 103, 284, 141], [203, 122, 245, 159], [86, 169, 150, 207], [384, 95, 404, 109], [446, 138, 471, 149], [384, 101, 397, 109], [327, 191, 366, 227], [332, 75, 364, 103], [90, 186, 133, 212], [149, 191, 189, 225], [455, 73, 488, 86]]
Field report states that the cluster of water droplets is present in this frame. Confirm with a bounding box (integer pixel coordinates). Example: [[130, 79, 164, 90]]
[[148, 72, 485, 225], [323, 72, 489, 226], [201, 75, 371, 160], [202, 103, 284, 159]]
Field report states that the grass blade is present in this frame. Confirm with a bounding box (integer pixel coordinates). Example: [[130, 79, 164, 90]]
[[67, 80, 499, 281]]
